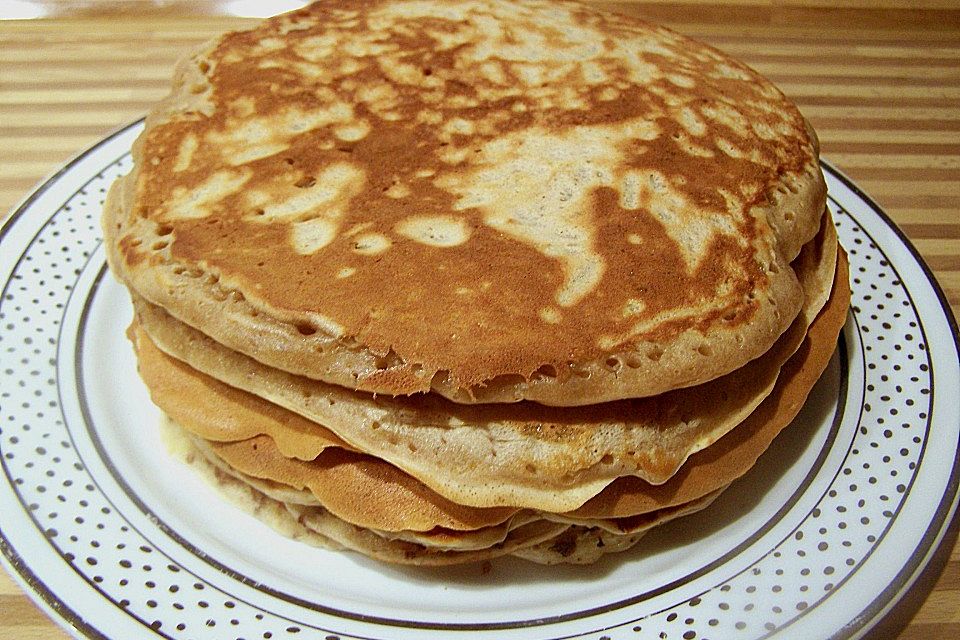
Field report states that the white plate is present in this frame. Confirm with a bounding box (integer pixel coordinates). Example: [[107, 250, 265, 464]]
[[1, 122, 958, 640]]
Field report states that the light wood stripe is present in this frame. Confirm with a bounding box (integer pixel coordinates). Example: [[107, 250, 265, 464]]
[[0, 47, 204, 63], [0, 90, 171, 107], [835, 178, 959, 195], [0, 595, 66, 639], [814, 119, 960, 133], [891, 209, 960, 223], [816, 131, 960, 144], [753, 63, 960, 79], [734, 42, 960, 54], [0, 133, 112, 149], [0, 572, 27, 597], [0, 88, 172, 104], [2, 68, 176, 84], [908, 239, 960, 257], [0, 109, 152, 127], [779, 83, 960, 99], [803, 106, 960, 120], [662, 28, 960, 43], [832, 169, 957, 184], [826, 155, 960, 169]]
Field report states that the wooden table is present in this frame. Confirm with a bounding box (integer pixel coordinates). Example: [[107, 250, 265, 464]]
[[1, 1, 957, 638]]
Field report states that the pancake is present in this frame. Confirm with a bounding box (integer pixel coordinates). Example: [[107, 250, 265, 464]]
[[162, 417, 569, 563], [140, 251, 848, 565], [158, 415, 345, 553], [202, 434, 517, 533], [131, 253, 845, 543], [129, 220, 834, 513], [187, 430, 538, 551], [549, 487, 726, 535], [130, 209, 832, 486], [106, 0, 849, 568], [136, 247, 846, 532], [793, 208, 839, 328], [104, 0, 827, 407], [366, 513, 545, 551], [518, 488, 725, 564], [187, 418, 722, 537], [287, 504, 569, 566], [128, 322, 352, 458], [569, 249, 850, 519], [511, 527, 647, 565], [166, 417, 719, 564]]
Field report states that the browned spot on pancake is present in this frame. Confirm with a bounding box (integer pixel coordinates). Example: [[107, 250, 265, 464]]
[[548, 528, 579, 557]]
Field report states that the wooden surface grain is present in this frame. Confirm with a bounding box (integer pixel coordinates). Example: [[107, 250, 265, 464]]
[[1, 2, 958, 639]]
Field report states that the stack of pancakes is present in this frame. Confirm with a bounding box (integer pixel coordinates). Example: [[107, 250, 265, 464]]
[[103, 0, 849, 565]]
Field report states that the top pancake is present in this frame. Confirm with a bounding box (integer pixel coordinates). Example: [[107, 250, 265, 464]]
[[105, 0, 827, 405]]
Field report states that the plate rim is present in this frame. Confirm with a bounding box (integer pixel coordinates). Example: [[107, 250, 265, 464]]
[[1, 120, 958, 640]]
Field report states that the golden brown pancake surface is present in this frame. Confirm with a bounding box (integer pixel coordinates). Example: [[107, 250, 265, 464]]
[[108, 0, 827, 404]]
